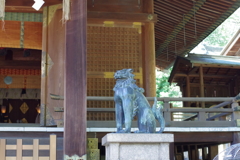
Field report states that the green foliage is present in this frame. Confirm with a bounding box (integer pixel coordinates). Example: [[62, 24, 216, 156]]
[[156, 68, 182, 107], [203, 8, 240, 47]]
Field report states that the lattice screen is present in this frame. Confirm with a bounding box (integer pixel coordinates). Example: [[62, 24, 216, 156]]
[[87, 26, 141, 72], [87, 26, 142, 121]]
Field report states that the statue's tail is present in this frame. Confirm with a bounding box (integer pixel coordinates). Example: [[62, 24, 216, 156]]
[[152, 97, 165, 133]]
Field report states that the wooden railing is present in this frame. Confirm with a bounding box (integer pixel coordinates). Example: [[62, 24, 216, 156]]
[[0, 134, 56, 160], [55, 94, 240, 128]]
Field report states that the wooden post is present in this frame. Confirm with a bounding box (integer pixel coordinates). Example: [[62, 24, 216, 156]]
[[0, 139, 6, 160], [186, 76, 191, 107], [142, 0, 156, 98], [40, 7, 49, 126], [64, 0, 87, 159], [199, 65, 205, 108], [164, 101, 171, 123], [209, 145, 218, 160], [170, 143, 175, 160], [232, 102, 240, 144]]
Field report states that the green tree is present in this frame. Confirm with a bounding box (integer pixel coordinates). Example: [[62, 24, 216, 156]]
[[203, 7, 240, 47], [156, 68, 182, 107]]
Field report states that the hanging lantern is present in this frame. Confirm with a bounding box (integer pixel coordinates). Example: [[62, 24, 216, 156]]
[[1, 105, 6, 113], [36, 104, 41, 114]]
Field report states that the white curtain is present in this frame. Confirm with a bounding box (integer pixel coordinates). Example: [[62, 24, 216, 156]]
[[0, 0, 5, 20], [63, 0, 70, 22]]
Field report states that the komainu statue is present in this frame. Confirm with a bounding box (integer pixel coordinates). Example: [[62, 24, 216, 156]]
[[113, 68, 165, 133]]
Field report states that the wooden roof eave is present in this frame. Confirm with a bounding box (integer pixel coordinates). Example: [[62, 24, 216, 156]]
[[192, 63, 240, 69], [168, 56, 192, 84], [220, 29, 240, 56], [157, 0, 240, 70], [180, 0, 240, 57]]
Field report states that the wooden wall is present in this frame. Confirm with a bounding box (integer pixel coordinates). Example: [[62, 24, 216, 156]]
[[0, 21, 42, 49]]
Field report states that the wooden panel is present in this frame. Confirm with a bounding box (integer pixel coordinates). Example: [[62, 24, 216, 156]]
[[0, 21, 42, 49], [24, 22, 42, 49], [87, 0, 143, 13], [0, 21, 21, 48]]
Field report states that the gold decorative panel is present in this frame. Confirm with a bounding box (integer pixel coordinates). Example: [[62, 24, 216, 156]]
[[9, 104, 13, 113], [20, 102, 29, 114], [21, 118, 28, 123], [87, 26, 141, 72]]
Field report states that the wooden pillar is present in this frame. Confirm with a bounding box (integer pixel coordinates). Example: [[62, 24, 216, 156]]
[[170, 143, 174, 160], [142, 0, 156, 97], [64, 0, 87, 159], [209, 145, 218, 160], [186, 76, 191, 107], [40, 7, 48, 126], [199, 65, 205, 108]]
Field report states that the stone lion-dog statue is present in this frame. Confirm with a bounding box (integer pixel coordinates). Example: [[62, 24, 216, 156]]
[[113, 68, 165, 133]]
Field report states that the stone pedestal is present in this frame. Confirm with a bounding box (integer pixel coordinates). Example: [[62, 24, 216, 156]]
[[102, 133, 174, 160]]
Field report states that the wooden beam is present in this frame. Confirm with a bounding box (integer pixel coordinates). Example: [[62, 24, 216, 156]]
[[175, 73, 235, 79], [193, 63, 240, 69], [87, 12, 157, 23], [168, 121, 233, 127], [5, 12, 42, 22], [64, 0, 87, 159], [5, 0, 62, 7], [0, 60, 41, 69], [173, 132, 233, 143]]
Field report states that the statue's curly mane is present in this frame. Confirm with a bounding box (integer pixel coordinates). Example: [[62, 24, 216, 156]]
[[113, 69, 142, 118]]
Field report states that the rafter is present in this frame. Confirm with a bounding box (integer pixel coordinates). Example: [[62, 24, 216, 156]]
[[156, 0, 206, 57]]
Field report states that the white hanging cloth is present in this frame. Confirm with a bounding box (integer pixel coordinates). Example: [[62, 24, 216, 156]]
[[0, 0, 5, 20], [63, 0, 70, 22]]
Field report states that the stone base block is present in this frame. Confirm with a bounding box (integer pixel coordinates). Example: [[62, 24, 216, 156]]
[[102, 133, 174, 160]]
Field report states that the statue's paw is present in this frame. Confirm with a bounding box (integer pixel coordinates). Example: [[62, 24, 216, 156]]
[[134, 130, 145, 133], [116, 129, 128, 133], [134, 130, 140, 133]]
